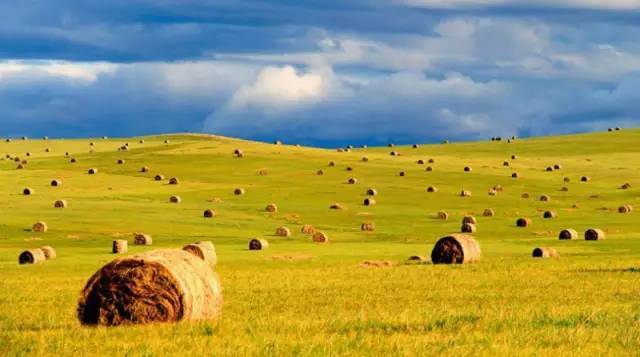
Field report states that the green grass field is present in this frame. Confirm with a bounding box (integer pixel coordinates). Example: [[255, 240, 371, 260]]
[[1, 130, 640, 356]]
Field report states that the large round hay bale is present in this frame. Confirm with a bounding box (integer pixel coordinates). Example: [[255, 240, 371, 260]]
[[585, 228, 606, 241], [154, 174, 165, 181], [464, 166, 472, 172], [539, 194, 550, 202], [564, 177, 571, 183], [141, 166, 149, 173], [234, 149, 243, 158], [169, 177, 179, 185], [488, 188, 497, 196], [619, 205, 633, 213], [546, 166, 554, 172], [428, 158, 435, 163], [41, 246, 56, 260], [182, 241, 217, 270], [275, 226, 291, 237], [431, 234, 480, 264], [482, 208, 494, 217], [203, 209, 215, 218], [51, 179, 61, 187], [19, 248, 45, 265], [70, 158, 77, 163], [390, 151, 399, 156], [426, 166, 433, 172], [23, 187, 34, 195], [316, 169, 324, 175], [169, 195, 181, 203], [532, 247, 559, 258], [33, 221, 48, 233], [54, 199, 67, 208], [413, 144, 419, 149], [16, 164, 25, 170], [461, 223, 477, 233], [329, 161, 335, 167], [312, 231, 329, 243], [436, 211, 449, 220], [361, 222, 375, 232], [560, 186, 569, 192], [361, 157, 369, 162], [88, 168, 98, 175], [117, 159, 125, 165], [112, 240, 128, 254], [77, 249, 222, 326], [346, 166, 354, 172], [133, 233, 153, 245], [249, 238, 269, 250], [398, 171, 406, 177], [366, 188, 378, 196], [460, 190, 472, 197], [363, 198, 376, 206], [258, 169, 268, 176], [581, 176, 590, 182], [301, 224, 315, 234], [503, 161, 509, 167], [234, 188, 245, 195], [511, 172, 519, 178], [621, 183, 631, 190], [417, 159, 425, 164], [516, 218, 531, 227], [265, 203, 278, 213], [554, 164, 562, 170], [559, 229, 578, 240], [521, 192, 530, 199], [347, 177, 358, 184], [462, 216, 477, 225], [330, 203, 345, 210], [139, 139, 145, 144], [543, 210, 556, 218], [427, 186, 438, 193]]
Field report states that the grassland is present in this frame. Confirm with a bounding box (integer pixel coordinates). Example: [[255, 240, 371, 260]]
[[1, 130, 640, 356]]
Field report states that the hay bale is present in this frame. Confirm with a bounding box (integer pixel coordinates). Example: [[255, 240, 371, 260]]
[[329, 161, 335, 167], [330, 203, 345, 210], [265, 203, 278, 213], [554, 164, 562, 170], [203, 209, 215, 218], [564, 177, 571, 183], [417, 159, 425, 164], [521, 192, 530, 199], [117, 159, 125, 164], [543, 210, 556, 219], [539, 194, 550, 202], [390, 151, 399, 156], [388, 143, 395, 148], [233, 149, 243, 158], [33, 221, 48, 232], [436, 211, 449, 220], [464, 166, 472, 172], [366, 188, 378, 196], [426, 166, 433, 172], [428, 158, 435, 163], [460, 190, 472, 197], [70, 158, 77, 163], [41, 246, 56, 260], [234, 188, 245, 195], [346, 166, 353, 172], [413, 144, 419, 149], [19, 248, 45, 265], [559, 229, 578, 240], [560, 186, 569, 192], [488, 189, 497, 196], [532, 247, 559, 258], [16, 164, 25, 170], [274, 140, 282, 145], [45, 148, 51, 152], [77, 249, 222, 326], [88, 168, 98, 175], [462, 216, 477, 225], [301, 224, 315, 234], [169, 195, 181, 203], [581, 176, 590, 182], [461, 223, 477, 233], [511, 155, 517, 160], [54, 199, 67, 208], [361, 222, 375, 232], [546, 166, 554, 172], [619, 204, 633, 213], [316, 169, 324, 175], [133, 233, 153, 245], [399, 171, 406, 177], [258, 169, 268, 176], [427, 186, 438, 193], [585, 228, 606, 241], [312, 231, 329, 243], [407, 255, 426, 262], [139, 139, 145, 144], [347, 177, 358, 184], [169, 177, 179, 185], [141, 166, 149, 173], [621, 183, 632, 190], [482, 208, 494, 217], [275, 227, 291, 237], [51, 179, 61, 187], [249, 238, 269, 250], [26, 152, 31, 157], [361, 157, 369, 162], [516, 218, 531, 227], [363, 198, 376, 206], [154, 174, 165, 181], [431, 234, 480, 264], [503, 161, 509, 167], [182, 241, 217, 270], [164, 139, 170, 144], [112, 240, 128, 254], [22, 187, 36, 195]]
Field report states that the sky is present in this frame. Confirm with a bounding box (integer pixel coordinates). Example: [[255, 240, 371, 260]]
[[1, 0, 640, 146]]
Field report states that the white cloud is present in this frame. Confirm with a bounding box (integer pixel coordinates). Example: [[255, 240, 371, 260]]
[[404, 0, 640, 10], [0, 60, 117, 83]]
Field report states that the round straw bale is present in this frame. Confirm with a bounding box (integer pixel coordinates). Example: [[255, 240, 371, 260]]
[[330, 203, 345, 210], [431, 234, 481, 264], [133, 233, 153, 245], [559, 229, 578, 240], [417, 159, 425, 164], [460, 190, 472, 197], [54, 199, 67, 208], [141, 166, 149, 173], [249, 238, 269, 250], [366, 188, 378, 196], [436, 211, 449, 220], [19, 248, 45, 265], [329, 161, 335, 167], [77, 249, 222, 326], [346, 166, 353, 172], [388, 143, 395, 147], [312, 231, 329, 243], [621, 183, 631, 190], [139, 139, 145, 144], [316, 169, 324, 175], [88, 168, 98, 174], [539, 194, 550, 202], [117, 159, 125, 164], [532, 247, 559, 258], [164, 139, 170, 144], [16, 164, 25, 170], [203, 209, 215, 218], [26, 152, 31, 157], [21, 159, 27, 164], [462, 216, 477, 225], [70, 158, 77, 163], [521, 192, 530, 199], [362, 157, 369, 162], [112, 240, 128, 254], [426, 166, 433, 172], [23, 187, 34, 195], [301, 224, 315, 234], [41, 246, 56, 260], [169, 177, 179, 185], [488, 189, 497, 196], [265, 203, 278, 213], [581, 176, 590, 182], [258, 169, 268, 176], [89, 142, 95, 146], [413, 144, 419, 148], [182, 241, 217, 270], [234, 188, 245, 195], [14, 157, 20, 162], [363, 198, 376, 206], [390, 151, 399, 156], [154, 174, 164, 181], [169, 195, 181, 203], [585, 228, 606, 241], [461, 223, 477, 233], [274, 140, 282, 145], [482, 208, 494, 217], [428, 158, 435, 163], [361, 222, 375, 232], [427, 186, 438, 193], [45, 148, 51, 152], [503, 161, 509, 167], [275, 226, 291, 237], [347, 177, 358, 184], [563, 177, 571, 183], [443, 140, 449, 144], [516, 218, 531, 227], [33, 221, 48, 232], [543, 210, 556, 218], [545, 166, 554, 172], [619, 204, 633, 213], [554, 164, 562, 170], [493, 185, 503, 192], [464, 166, 472, 172], [51, 179, 61, 187], [560, 186, 569, 192], [399, 171, 406, 177]]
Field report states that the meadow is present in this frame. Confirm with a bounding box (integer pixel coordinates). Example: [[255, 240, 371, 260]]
[[1, 130, 640, 356]]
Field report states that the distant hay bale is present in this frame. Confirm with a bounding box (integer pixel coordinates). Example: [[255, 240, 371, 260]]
[[564, 177, 570, 182], [572, 204, 580, 209], [330, 203, 345, 210], [461, 223, 477, 233], [390, 151, 399, 156], [65, 152, 70, 157], [249, 238, 269, 250], [585, 228, 606, 241], [32, 221, 48, 233], [139, 139, 145, 144], [154, 174, 164, 181], [581, 176, 590, 182], [26, 152, 31, 157], [511, 155, 517, 160], [258, 169, 268, 176], [347, 177, 358, 184], [560, 186, 569, 192], [45, 148, 51, 152], [141, 166, 149, 173], [51, 179, 61, 187], [521, 192, 530, 199], [462, 216, 477, 225], [464, 166, 472, 172], [182, 241, 217, 270], [482, 208, 494, 217], [77, 249, 222, 326], [460, 190, 472, 197], [532, 247, 559, 258], [346, 166, 353, 171], [88, 168, 98, 175], [427, 186, 438, 193], [621, 183, 631, 189], [70, 158, 77, 163], [366, 188, 378, 196], [112, 240, 128, 254], [233, 149, 243, 157], [543, 210, 556, 219], [436, 211, 449, 220], [274, 140, 282, 145], [16, 164, 24, 170], [19, 248, 45, 265], [265, 203, 278, 213], [169, 177, 179, 185], [164, 139, 170, 144], [234, 188, 245, 195], [442, 140, 449, 144], [119, 145, 128, 151], [361, 157, 369, 162], [503, 161, 509, 167], [516, 218, 531, 227], [559, 229, 578, 240], [41, 246, 56, 260], [275, 227, 291, 237], [619, 204, 633, 213], [545, 166, 553, 172], [23, 187, 34, 195], [169, 195, 181, 203], [417, 159, 425, 164], [493, 185, 503, 192], [488, 189, 497, 196], [426, 166, 433, 172], [554, 164, 562, 170], [329, 161, 336, 167], [301, 224, 316, 234], [117, 159, 125, 164], [316, 169, 324, 175], [361, 222, 375, 232], [54, 199, 67, 208], [363, 198, 376, 206], [203, 209, 215, 218], [312, 231, 329, 243], [399, 171, 406, 177], [133, 233, 153, 245], [539, 194, 550, 202], [431, 234, 480, 264], [413, 144, 419, 148], [428, 158, 435, 164]]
